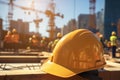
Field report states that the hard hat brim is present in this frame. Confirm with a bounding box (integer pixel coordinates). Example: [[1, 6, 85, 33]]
[[41, 60, 76, 78]]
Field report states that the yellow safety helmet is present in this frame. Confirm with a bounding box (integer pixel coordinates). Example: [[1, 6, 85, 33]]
[[7, 31, 11, 35], [111, 31, 116, 36], [99, 34, 103, 38], [57, 32, 62, 38], [41, 29, 106, 78], [12, 28, 17, 33], [32, 35, 36, 38]]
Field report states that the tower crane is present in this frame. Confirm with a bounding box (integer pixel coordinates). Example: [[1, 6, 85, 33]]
[[89, 0, 96, 30], [30, 0, 43, 33], [0, 0, 44, 32], [45, 0, 63, 40], [0, 0, 63, 38], [8, 0, 14, 24]]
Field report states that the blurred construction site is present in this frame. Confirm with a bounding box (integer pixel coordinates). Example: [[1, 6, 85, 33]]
[[0, 0, 120, 80]]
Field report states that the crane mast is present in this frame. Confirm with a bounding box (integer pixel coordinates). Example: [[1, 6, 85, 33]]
[[8, 0, 14, 30], [46, 0, 63, 40], [89, 0, 96, 29], [47, 0, 56, 40], [31, 0, 43, 33]]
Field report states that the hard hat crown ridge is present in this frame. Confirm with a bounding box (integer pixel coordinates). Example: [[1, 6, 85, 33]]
[[41, 29, 106, 78]]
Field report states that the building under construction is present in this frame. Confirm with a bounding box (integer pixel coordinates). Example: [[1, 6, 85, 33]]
[[104, 0, 120, 39]]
